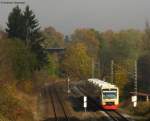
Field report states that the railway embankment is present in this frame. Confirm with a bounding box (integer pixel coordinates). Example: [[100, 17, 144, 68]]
[[120, 101, 150, 121], [0, 81, 36, 121]]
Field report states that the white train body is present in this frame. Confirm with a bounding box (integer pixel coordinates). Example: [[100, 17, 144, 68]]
[[87, 78, 119, 110]]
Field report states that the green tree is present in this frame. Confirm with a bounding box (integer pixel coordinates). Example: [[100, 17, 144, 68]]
[[0, 38, 37, 80], [47, 54, 59, 76], [23, 6, 48, 69], [138, 54, 150, 92], [99, 37, 111, 79], [111, 31, 142, 96], [10, 40, 37, 80], [138, 22, 150, 92], [6, 6, 23, 38], [99, 30, 143, 97], [143, 21, 150, 51], [6, 5, 48, 70]]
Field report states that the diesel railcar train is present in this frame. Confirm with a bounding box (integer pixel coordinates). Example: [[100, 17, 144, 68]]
[[87, 78, 119, 110]]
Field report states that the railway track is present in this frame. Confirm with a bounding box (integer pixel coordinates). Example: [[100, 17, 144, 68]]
[[76, 85, 131, 121], [105, 110, 130, 121], [40, 86, 55, 119], [49, 85, 70, 121]]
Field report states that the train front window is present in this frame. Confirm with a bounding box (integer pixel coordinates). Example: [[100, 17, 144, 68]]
[[103, 92, 117, 99]]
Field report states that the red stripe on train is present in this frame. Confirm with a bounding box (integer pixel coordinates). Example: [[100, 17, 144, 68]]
[[101, 105, 118, 110]]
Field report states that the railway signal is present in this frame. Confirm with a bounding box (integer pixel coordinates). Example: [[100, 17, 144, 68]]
[[83, 96, 87, 112], [67, 77, 70, 94], [131, 95, 137, 107]]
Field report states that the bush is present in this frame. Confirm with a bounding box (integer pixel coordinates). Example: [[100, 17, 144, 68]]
[[32, 69, 49, 92], [0, 113, 10, 121], [17, 80, 33, 94], [0, 85, 34, 121], [0, 38, 37, 81], [10, 39, 37, 80], [132, 102, 150, 116]]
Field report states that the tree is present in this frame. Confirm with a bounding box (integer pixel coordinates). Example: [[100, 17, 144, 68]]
[[23, 6, 48, 69], [138, 54, 150, 92], [111, 30, 142, 61], [0, 38, 37, 80], [64, 35, 70, 43], [10, 40, 37, 80], [62, 42, 92, 80], [99, 37, 111, 79], [138, 21, 150, 93], [47, 54, 59, 76], [114, 65, 129, 97], [6, 5, 48, 70], [143, 21, 150, 51], [0, 38, 14, 80], [101, 30, 114, 43], [71, 28, 100, 58], [43, 26, 64, 48], [6, 6, 23, 38], [99, 29, 144, 98]]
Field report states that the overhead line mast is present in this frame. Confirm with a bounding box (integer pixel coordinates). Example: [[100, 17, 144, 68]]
[[134, 60, 138, 107], [111, 60, 114, 84]]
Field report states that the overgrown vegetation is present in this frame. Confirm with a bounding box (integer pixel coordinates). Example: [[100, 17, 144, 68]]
[[0, 82, 34, 121], [124, 101, 150, 121]]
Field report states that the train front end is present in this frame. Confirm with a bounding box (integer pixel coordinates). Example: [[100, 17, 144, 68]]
[[101, 86, 119, 110]]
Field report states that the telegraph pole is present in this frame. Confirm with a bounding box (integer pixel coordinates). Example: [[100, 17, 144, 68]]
[[111, 60, 114, 84], [134, 60, 138, 107], [92, 58, 95, 78], [131, 60, 138, 107]]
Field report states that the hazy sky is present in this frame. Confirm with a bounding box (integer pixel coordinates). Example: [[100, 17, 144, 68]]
[[0, 0, 150, 34]]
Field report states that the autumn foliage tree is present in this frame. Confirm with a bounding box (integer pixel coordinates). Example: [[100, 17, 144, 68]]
[[71, 28, 100, 58], [62, 42, 92, 80], [114, 64, 129, 96], [99, 29, 144, 97], [43, 26, 64, 48]]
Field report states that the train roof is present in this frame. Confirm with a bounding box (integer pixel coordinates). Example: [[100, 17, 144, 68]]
[[88, 78, 118, 89]]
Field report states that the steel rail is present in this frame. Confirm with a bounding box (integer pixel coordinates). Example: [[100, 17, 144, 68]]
[[54, 86, 70, 121], [105, 111, 119, 121], [49, 86, 58, 121], [49, 85, 70, 121]]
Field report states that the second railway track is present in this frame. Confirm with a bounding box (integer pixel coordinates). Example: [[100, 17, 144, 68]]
[[105, 110, 130, 121], [49, 85, 70, 121]]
